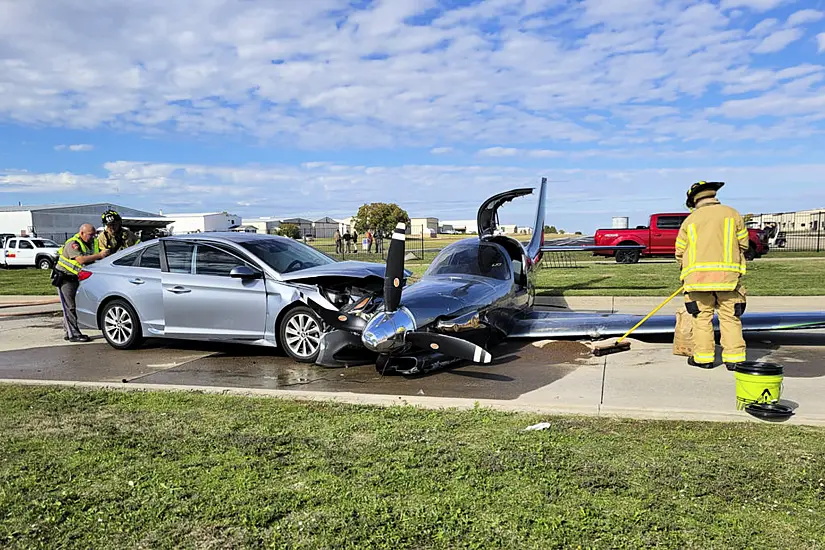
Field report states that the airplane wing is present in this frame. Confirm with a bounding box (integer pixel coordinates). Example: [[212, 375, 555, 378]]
[[508, 310, 825, 339]]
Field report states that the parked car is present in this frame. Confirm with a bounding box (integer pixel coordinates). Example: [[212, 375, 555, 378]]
[[2, 237, 60, 269], [593, 213, 769, 263], [75, 233, 405, 362]]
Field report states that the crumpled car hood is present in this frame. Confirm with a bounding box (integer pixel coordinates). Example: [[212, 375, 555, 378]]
[[279, 260, 411, 282]]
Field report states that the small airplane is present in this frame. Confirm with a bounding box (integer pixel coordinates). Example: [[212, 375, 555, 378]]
[[309, 178, 825, 375]]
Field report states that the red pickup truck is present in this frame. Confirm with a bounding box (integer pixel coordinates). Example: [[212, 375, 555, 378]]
[[593, 213, 769, 264]]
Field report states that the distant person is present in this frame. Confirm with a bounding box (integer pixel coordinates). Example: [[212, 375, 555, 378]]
[[54, 224, 110, 342], [334, 229, 342, 254], [366, 228, 374, 253], [352, 230, 358, 253], [343, 231, 352, 253], [675, 181, 748, 370]]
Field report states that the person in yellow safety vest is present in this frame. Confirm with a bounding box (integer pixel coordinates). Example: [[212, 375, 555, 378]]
[[98, 209, 139, 253], [675, 181, 749, 370], [54, 224, 111, 342]]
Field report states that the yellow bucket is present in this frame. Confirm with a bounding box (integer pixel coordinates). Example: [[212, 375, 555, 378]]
[[734, 362, 783, 411]]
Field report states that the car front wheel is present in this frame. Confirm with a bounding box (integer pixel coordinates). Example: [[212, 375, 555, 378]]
[[38, 257, 54, 270], [279, 306, 323, 363], [101, 299, 144, 350]]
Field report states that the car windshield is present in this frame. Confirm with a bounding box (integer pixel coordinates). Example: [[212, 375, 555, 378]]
[[424, 241, 510, 280], [239, 238, 336, 273], [31, 239, 59, 248]]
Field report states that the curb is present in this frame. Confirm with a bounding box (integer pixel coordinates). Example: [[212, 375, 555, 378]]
[[1, 378, 822, 427]]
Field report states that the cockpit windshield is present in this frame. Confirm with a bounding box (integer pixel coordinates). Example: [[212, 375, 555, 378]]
[[424, 241, 510, 280]]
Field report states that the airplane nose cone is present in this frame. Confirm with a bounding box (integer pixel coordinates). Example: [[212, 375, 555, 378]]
[[362, 308, 416, 354]]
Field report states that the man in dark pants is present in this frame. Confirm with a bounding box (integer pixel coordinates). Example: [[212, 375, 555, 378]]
[[54, 224, 110, 342]]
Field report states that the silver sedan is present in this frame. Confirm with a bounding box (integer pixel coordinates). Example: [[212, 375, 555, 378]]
[[75, 233, 389, 363]]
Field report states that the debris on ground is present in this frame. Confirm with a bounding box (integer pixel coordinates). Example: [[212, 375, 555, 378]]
[[523, 422, 551, 432]]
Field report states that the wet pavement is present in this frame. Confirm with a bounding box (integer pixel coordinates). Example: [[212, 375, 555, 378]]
[[0, 338, 593, 400], [2, 312, 825, 424]]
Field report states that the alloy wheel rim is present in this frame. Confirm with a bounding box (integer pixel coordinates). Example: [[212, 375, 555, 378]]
[[284, 313, 321, 358], [104, 306, 133, 345]]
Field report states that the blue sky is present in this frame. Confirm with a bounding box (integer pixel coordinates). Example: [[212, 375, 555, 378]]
[[2, 0, 825, 232]]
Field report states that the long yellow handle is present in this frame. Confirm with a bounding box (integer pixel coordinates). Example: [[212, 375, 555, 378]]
[[617, 286, 685, 343]]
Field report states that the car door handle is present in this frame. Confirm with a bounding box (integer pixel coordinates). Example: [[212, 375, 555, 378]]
[[128, 278, 145, 285], [166, 286, 191, 294]]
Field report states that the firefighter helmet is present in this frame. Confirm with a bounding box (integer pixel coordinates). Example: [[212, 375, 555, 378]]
[[686, 181, 725, 209], [102, 209, 122, 225]]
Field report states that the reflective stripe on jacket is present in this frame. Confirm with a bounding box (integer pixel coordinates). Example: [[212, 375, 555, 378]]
[[56, 234, 100, 276], [674, 199, 749, 292]]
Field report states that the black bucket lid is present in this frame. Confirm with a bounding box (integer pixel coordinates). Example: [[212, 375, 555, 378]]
[[734, 361, 783, 376], [745, 403, 794, 420]]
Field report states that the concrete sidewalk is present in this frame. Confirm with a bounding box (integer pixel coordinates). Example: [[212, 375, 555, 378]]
[[1, 312, 823, 426]]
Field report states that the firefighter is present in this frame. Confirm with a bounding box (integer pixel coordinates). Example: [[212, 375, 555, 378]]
[[54, 224, 110, 342], [675, 181, 749, 370], [98, 209, 139, 254]]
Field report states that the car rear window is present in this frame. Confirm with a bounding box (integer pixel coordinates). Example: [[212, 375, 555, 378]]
[[137, 245, 161, 269], [656, 216, 686, 230], [165, 242, 195, 274], [113, 249, 140, 266], [195, 245, 246, 277]]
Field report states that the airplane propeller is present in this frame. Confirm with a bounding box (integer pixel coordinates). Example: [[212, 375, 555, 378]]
[[308, 300, 368, 333], [383, 222, 407, 312], [374, 221, 494, 365], [404, 332, 493, 364]]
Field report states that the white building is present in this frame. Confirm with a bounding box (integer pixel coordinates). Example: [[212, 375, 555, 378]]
[[0, 203, 172, 241], [313, 217, 341, 239], [165, 212, 241, 235], [441, 219, 478, 234], [748, 209, 825, 232], [409, 217, 439, 238], [244, 217, 281, 235]]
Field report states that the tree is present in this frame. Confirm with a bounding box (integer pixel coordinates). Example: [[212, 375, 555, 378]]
[[278, 223, 301, 239], [559, 229, 566, 235], [546, 225, 558, 234], [574, 231, 583, 235], [352, 202, 410, 236]]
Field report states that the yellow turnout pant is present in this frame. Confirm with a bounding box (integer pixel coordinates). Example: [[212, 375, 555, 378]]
[[685, 287, 747, 364]]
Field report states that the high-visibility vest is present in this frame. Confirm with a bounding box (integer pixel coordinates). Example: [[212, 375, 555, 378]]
[[56, 234, 100, 276]]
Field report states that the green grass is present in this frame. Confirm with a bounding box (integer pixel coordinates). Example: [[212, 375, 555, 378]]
[[4, 255, 825, 297], [0, 386, 823, 549], [0, 268, 55, 296], [536, 258, 825, 296]]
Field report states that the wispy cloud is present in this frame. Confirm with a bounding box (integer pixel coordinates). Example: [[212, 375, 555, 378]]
[[818, 33, 825, 53], [54, 144, 95, 152], [5, 160, 825, 232], [753, 28, 804, 53], [787, 9, 824, 26], [0, 0, 821, 149], [430, 147, 454, 155]]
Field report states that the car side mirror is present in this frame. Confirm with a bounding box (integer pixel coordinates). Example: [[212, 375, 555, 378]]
[[230, 265, 262, 279]]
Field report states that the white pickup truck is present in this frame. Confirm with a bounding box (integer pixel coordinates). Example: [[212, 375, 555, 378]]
[[2, 237, 61, 270]]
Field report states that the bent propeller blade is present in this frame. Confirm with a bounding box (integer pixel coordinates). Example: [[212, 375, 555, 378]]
[[405, 332, 493, 364], [306, 299, 367, 333], [384, 222, 406, 312]]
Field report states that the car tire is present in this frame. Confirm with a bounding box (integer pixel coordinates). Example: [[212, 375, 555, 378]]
[[37, 257, 54, 270], [615, 249, 641, 264], [100, 299, 144, 350], [279, 305, 323, 363], [744, 244, 756, 262]]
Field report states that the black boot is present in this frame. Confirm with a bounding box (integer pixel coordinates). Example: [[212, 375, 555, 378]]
[[688, 357, 715, 369]]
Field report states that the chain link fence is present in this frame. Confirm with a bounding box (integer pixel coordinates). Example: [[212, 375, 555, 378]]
[[749, 210, 825, 252]]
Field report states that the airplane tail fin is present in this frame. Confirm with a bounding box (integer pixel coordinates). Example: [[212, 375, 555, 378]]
[[526, 177, 547, 264]]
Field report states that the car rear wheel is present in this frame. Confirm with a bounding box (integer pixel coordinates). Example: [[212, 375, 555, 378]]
[[615, 249, 641, 264], [279, 306, 323, 363], [37, 257, 54, 270], [744, 244, 757, 261], [101, 299, 144, 350]]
